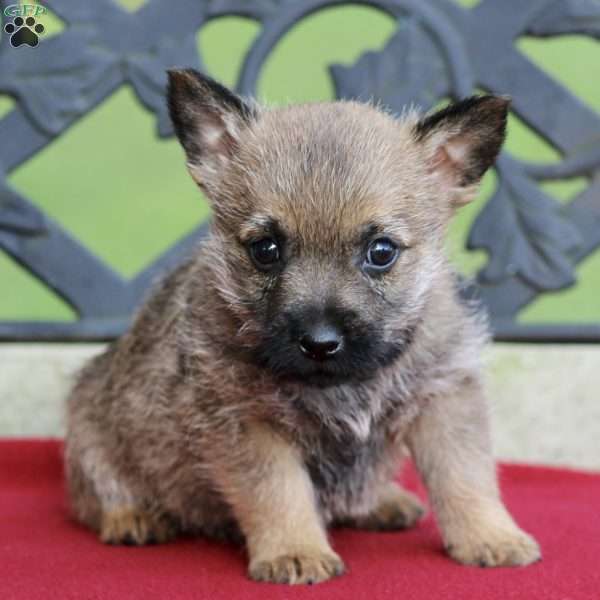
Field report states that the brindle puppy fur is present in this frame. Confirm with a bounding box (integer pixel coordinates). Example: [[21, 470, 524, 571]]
[[65, 70, 540, 584]]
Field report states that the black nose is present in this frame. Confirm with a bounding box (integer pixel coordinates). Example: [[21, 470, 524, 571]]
[[299, 324, 343, 361]]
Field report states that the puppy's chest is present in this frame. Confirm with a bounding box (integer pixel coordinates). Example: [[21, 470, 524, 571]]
[[284, 380, 417, 514], [300, 423, 390, 511]]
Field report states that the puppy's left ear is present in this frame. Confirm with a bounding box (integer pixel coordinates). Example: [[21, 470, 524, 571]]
[[167, 69, 258, 191], [414, 95, 510, 206]]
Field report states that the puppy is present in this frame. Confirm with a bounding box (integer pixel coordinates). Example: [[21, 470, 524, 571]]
[[65, 69, 540, 584]]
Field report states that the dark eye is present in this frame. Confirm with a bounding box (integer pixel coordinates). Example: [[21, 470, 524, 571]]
[[365, 238, 399, 271], [250, 237, 280, 269]]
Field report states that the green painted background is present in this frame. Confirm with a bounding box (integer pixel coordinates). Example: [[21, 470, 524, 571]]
[[1, 0, 598, 323]]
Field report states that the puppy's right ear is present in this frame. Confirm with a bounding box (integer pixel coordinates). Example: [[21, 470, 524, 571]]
[[167, 69, 258, 190]]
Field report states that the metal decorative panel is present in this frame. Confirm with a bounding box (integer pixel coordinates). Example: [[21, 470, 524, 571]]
[[1, 0, 599, 342]]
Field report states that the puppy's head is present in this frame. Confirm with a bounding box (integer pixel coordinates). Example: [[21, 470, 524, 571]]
[[168, 69, 508, 387]]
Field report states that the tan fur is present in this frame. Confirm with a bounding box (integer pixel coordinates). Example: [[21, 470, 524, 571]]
[[65, 75, 539, 585], [338, 481, 425, 531], [407, 377, 540, 567], [100, 507, 176, 545], [229, 423, 345, 584]]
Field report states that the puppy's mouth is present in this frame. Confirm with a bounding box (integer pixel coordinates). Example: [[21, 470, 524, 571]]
[[280, 365, 366, 388]]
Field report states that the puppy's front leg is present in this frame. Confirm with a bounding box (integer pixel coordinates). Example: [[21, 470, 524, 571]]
[[211, 422, 344, 585], [407, 378, 540, 567]]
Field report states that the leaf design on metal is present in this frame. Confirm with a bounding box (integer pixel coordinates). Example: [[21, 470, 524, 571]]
[[127, 35, 203, 138], [40, 0, 206, 137], [330, 18, 450, 114], [0, 30, 114, 136], [468, 159, 583, 291], [526, 0, 600, 37], [0, 178, 46, 236]]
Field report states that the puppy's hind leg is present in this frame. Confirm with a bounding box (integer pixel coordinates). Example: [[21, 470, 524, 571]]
[[66, 442, 176, 546], [355, 482, 425, 531], [337, 482, 425, 531]]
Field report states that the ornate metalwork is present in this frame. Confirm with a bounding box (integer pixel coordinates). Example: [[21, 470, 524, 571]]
[[1, 0, 599, 342]]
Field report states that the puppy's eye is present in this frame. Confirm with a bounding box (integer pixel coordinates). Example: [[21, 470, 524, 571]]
[[365, 238, 399, 271], [250, 237, 280, 269]]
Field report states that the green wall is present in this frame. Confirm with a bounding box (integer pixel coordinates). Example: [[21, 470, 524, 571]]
[[1, 0, 598, 323]]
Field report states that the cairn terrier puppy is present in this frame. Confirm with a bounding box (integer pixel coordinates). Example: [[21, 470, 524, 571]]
[[65, 69, 540, 584]]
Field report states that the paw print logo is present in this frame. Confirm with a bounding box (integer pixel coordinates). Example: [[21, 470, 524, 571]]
[[4, 16, 45, 48]]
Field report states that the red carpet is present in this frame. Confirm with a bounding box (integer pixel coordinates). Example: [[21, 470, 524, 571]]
[[1, 440, 599, 600]]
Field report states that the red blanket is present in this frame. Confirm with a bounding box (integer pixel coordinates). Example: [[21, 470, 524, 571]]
[[1, 440, 599, 600]]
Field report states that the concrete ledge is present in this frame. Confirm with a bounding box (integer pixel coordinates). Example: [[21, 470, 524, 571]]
[[0, 344, 102, 437], [487, 344, 600, 471], [1, 343, 599, 470]]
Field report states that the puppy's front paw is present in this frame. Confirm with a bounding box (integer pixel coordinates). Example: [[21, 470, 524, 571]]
[[100, 507, 177, 546], [446, 527, 541, 567], [249, 550, 346, 585]]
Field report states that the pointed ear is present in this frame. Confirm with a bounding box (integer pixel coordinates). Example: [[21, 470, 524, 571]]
[[167, 69, 258, 190], [414, 95, 510, 206]]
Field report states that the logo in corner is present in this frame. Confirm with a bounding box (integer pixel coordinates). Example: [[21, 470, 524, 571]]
[[3, 4, 46, 48]]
